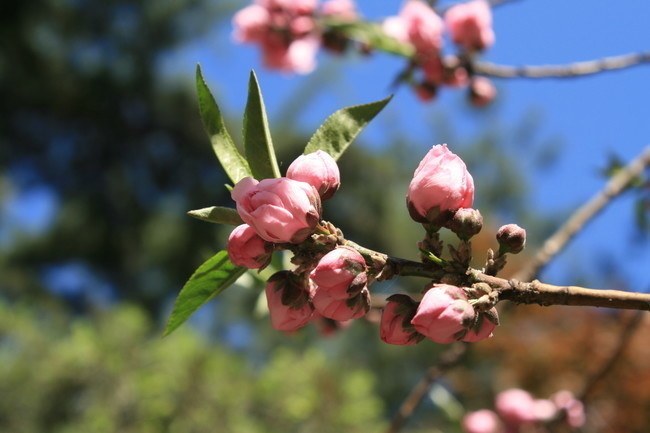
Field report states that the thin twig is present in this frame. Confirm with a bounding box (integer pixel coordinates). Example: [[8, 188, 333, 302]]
[[385, 343, 467, 433], [474, 52, 650, 79], [513, 145, 650, 282], [578, 310, 644, 402]]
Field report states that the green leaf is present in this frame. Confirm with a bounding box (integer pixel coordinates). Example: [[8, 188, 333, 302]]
[[196, 64, 252, 184], [243, 70, 281, 180], [187, 206, 244, 226], [304, 95, 393, 160], [164, 251, 247, 336], [324, 20, 415, 57]]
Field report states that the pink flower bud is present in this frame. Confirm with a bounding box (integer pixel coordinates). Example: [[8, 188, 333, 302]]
[[383, 0, 444, 55], [445, 0, 495, 51], [469, 76, 497, 107], [407, 144, 474, 224], [265, 271, 314, 331], [232, 4, 270, 43], [321, 0, 358, 20], [231, 176, 322, 244], [227, 224, 273, 269], [312, 287, 370, 321], [310, 246, 367, 299], [380, 294, 424, 345], [414, 81, 438, 102], [461, 308, 498, 342], [286, 150, 341, 200], [551, 390, 585, 428], [462, 409, 502, 433], [496, 223, 526, 254], [495, 389, 538, 426], [411, 285, 475, 344], [261, 35, 321, 75]]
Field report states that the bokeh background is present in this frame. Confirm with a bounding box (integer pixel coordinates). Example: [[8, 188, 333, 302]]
[[1, 0, 649, 431]]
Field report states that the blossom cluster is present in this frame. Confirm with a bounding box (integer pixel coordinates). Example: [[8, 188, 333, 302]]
[[224, 142, 525, 344], [232, 0, 497, 105], [463, 388, 585, 433]]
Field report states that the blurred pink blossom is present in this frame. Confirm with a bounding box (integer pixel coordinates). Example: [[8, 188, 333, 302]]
[[382, 0, 444, 55], [445, 0, 495, 51], [462, 409, 503, 433]]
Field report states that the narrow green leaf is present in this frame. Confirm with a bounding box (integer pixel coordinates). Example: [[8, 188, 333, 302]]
[[304, 95, 393, 160], [243, 70, 281, 179], [164, 251, 246, 336], [196, 64, 252, 184], [187, 206, 244, 226]]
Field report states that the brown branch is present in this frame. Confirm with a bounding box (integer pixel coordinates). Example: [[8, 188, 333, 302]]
[[471, 271, 650, 311], [385, 343, 467, 433], [513, 145, 650, 282], [473, 52, 650, 79]]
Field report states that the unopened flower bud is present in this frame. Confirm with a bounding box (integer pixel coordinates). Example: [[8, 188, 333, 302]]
[[462, 409, 502, 433], [462, 308, 498, 342], [287, 150, 341, 200], [407, 144, 474, 224], [496, 223, 526, 254], [445, 208, 483, 240], [445, 0, 495, 52], [551, 390, 585, 428], [312, 287, 370, 321], [310, 246, 367, 299], [227, 224, 273, 269], [495, 389, 538, 426], [469, 76, 496, 107], [265, 271, 314, 331], [380, 294, 424, 345], [411, 284, 476, 344], [231, 176, 322, 244]]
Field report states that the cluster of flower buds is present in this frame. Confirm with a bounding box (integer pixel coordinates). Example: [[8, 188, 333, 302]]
[[232, 0, 358, 74], [383, 0, 496, 105], [228, 150, 372, 332], [232, 0, 497, 104], [462, 388, 586, 433], [226, 142, 523, 344], [381, 284, 498, 345]]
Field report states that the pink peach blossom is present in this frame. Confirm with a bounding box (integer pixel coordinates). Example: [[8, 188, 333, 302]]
[[265, 271, 314, 331], [231, 176, 322, 244], [380, 295, 423, 345], [462, 409, 503, 433], [321, 0, 358, 20], [411, 285, 475, 344], [407, 144, 474, 223], [469, 76, 497, 107], [382, 0, 444, 55], [551, 390, 585, 428], [462, 308, 498, 342], [495, 389, 538, 426], [310, 246, 367, 299], [445, 0, 495, 51], [227, 224, 273, 269], [287, 150, 341, 200], [232, 0, 320, 74], [312, 287, 370, 320]]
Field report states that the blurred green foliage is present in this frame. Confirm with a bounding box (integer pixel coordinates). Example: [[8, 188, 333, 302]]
[[0, 302, 386, 433]]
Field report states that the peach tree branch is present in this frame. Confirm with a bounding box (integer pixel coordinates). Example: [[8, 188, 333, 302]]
[[473, 52, 650, 79]]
